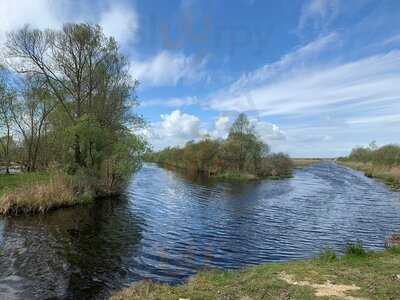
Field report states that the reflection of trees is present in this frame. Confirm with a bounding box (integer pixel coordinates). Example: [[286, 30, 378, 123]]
[[0, 197, 143, 300]]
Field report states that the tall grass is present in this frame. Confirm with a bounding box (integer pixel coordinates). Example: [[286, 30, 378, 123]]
[[338, 144, 400, 189], [0, 173, 78, 215], [344, 242, 367, 257], [0, 166, 97, 215]]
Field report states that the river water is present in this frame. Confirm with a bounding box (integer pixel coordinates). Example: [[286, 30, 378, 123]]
[[0, 162, 399, 299]]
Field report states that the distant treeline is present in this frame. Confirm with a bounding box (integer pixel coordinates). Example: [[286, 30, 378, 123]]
[[342, 143, 400, 166], [146, 113, 293, 180]]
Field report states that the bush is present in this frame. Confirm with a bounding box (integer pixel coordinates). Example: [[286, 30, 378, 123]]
[[258, 153, 293, 178], [345, 242, 367, 257], [318, 248, 337, 262]]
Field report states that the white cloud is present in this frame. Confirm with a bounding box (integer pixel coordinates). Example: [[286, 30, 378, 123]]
[[131, 51, 207, 86], [220, 33, 339, 96], [99, 4, 138, 45], [211, 116, 230, 139], [381, 34, 400, 47], [0, 1, 203, 87], [146, 110, 207, 149], [298, 0, 340, 31], [142, 96, 198, 108], [0, 0, 62, 43], [346, 113, 400, 125], [159, 110, 204, 139], [209, 47, 400, 118], [201, 33, 400, 157], [0, 0, 138, 46], [251, 119, 286, 142]]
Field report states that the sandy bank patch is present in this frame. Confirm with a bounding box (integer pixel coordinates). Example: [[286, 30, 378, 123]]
[[279, 272, 367, 300]]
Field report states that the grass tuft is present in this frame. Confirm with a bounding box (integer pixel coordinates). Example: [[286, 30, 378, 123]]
[[0, 173, 76, 215], [318, 248, 337, 262], [344, 242, 367, 257]]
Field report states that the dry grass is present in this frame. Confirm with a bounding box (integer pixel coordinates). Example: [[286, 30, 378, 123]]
[[338, 161, 400, 190], [293, 159, 322, 169], [0, 174, 77, 215]]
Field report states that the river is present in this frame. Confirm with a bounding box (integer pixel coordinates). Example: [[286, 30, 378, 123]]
[[0, 162, 399, 299]]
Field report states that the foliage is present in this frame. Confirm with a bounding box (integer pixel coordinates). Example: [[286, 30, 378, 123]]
[[345, 143, 400, 166], [147, 113, 293, 179], [345, 242, 367, 257]]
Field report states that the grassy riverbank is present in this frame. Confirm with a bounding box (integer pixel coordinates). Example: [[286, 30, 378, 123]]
[[338, 144, 400, 190], [112, 245, 400, 300], [0, 172, 94, 215], [338, 160, 400, 190]]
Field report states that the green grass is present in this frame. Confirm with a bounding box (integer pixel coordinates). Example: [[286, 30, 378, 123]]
[[0, 172, 50, 196], [112, 247, 400, 300]]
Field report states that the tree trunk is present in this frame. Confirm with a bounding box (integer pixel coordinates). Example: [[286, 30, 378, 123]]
[[74, 134, 85, 167]]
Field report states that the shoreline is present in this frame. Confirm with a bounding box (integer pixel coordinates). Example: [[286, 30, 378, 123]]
[[337, 160, 400, 190], [112, 244, 400, 300], [0, 172, 102, 216]]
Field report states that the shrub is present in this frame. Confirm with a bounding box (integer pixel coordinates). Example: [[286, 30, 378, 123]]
[[258, 153, 293, 178], [345, 242, 367, 257], [318, 248, 337, 262]]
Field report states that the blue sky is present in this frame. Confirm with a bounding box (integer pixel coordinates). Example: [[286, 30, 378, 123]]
[[1, 0, 400, 157]]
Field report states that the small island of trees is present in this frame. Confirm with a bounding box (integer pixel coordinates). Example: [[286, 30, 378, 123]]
[[146, 113, 294, 181]]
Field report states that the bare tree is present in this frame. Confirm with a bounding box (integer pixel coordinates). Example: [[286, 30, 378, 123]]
[[10, 76, 56, 171], [0, 74, 16, 174]]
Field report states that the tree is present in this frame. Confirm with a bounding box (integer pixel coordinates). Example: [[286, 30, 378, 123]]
[[5, 24, 141, 170], [4, 23, 147, 194], [225, 113, 266, 172], [0, 74, 16, 174], [229, 113, 255, 137], [10, 76, 56, 171]]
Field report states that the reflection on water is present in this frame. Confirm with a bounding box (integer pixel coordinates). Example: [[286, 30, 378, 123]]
[[0, 198, 143, 299], [0, 162, 400, 299]]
